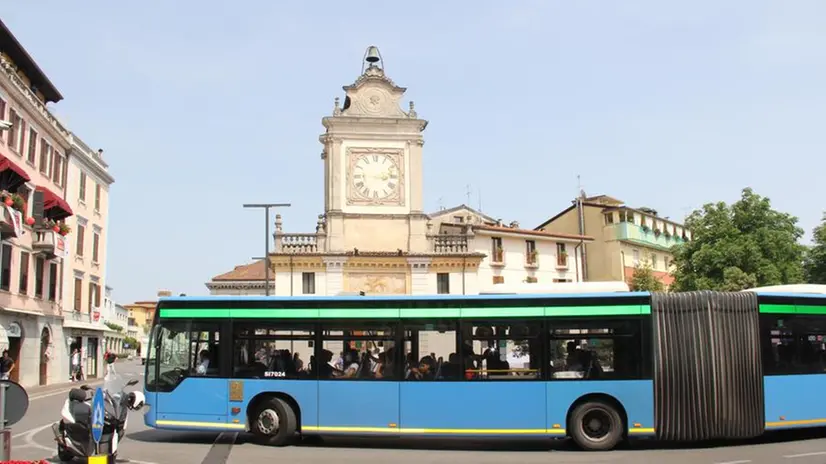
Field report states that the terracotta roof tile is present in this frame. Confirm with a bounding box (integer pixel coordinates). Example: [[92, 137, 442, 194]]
[[474, 225, 593, 241], [211, 260, 268, 281]]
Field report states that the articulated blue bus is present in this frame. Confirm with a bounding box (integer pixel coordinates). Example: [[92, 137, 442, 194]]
[[142, 289, 826, 451]]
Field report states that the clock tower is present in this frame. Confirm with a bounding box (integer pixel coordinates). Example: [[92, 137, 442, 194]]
[[319, 46, 429, 253]]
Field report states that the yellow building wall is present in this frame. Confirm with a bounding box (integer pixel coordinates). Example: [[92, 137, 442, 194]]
[[539, 205, 616, 282]]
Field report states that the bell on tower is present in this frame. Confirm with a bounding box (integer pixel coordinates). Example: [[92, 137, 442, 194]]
[[362, 45, 384, 73]]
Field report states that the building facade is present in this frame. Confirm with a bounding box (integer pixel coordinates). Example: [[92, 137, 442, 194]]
[[0, 20, 77, 387], [123, 289, 169, 335], [536, 194, 692, 289], [207, 48, 589, 297], [60, 134, 114, 378], [101, 285, 127, 354]]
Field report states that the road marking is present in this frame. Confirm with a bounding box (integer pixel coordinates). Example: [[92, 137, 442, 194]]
[[715, 460, 751, 464], [12, 423, 53, 439], [784, 451, 826, 459], [28, 379, 105, 400], [22, 423, 54, 452]]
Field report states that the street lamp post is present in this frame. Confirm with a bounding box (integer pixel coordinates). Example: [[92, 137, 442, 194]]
[[243, 203, 291, 296]]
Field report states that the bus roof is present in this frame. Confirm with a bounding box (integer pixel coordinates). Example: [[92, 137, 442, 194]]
[[158, 291, 651, 304]]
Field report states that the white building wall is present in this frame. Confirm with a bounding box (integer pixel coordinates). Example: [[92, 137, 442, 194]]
[[273, 270, 328, 296], [472, 233, 583, 292]]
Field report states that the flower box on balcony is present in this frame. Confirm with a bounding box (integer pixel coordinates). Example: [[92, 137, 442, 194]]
[[525, 276, 538, 283], [33, 228, 68, 259]]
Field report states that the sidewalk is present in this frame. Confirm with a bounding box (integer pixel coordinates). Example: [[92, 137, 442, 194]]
[[23, 377, 104, 396]]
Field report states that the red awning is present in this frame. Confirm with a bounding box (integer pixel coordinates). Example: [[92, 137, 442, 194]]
[[0, 154, 31, 190], [35, 185, 73, 219]]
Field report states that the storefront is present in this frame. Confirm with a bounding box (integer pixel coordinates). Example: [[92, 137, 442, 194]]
[[0, 309, 65, 387], [62, 316, 106, 380]]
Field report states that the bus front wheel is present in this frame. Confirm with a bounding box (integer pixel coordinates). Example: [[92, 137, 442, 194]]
[[250, 397, 297, 446], [569, 401, 624, 451]]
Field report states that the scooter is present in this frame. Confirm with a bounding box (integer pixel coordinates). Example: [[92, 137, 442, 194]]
[[51, 376, 145, 462]]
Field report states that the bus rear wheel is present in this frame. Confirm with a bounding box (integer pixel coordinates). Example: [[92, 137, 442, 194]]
[[250, 397, 297, 446], [569, 401, 624, 451]]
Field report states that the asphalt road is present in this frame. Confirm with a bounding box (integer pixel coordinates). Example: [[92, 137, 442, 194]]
[[9, 360, 826, 463]]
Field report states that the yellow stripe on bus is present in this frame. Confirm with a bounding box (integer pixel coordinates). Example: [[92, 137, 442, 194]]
[[766, 418, 826, 427], [156, 420, 246, 430], [300, 426, 565, 435]]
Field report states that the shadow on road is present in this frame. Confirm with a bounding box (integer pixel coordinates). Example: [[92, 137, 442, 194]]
[[127, 426, 826, 453], [128, 429, 221, 445]]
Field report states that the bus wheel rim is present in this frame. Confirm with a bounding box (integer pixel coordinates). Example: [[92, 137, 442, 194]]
[[579, 407, 612, 442], [257, 409, 280, 435]]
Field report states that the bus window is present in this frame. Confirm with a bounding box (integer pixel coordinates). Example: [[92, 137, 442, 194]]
[[463, 320, 542, 380], [232, 322, 314, 379], [145, 324, 160, 388], [761, 314, 826, 375], [322, 322, 396, 380], [149, 320, 221, 392], [548, 318, 642, 380], [402, 320, 458, 381]]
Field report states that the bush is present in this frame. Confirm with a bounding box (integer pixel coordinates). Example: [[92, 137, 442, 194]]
[[117, 353, 130, 359]]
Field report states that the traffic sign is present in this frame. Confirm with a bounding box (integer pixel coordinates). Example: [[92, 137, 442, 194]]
[[91, 387, 104, 444], [0, 380, 29, 426]]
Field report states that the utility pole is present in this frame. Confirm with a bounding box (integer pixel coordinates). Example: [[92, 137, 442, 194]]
[[243, 203, 291, 296]]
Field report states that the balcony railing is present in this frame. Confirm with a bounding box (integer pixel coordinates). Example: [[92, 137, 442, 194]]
[[62, 308, 105, 328], [33, 229, 68, 259], [277, 233, 319, 253], [605, 222, 689, 248], [432, 235, 468, 253]]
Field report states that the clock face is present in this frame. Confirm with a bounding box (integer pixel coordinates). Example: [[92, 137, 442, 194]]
[[351, 153, 400, 201]]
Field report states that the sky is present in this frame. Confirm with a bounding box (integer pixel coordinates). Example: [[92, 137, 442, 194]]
[[1, 1, 824, 303]]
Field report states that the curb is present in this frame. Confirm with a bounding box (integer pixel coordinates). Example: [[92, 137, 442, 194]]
[[25, 378, 105, 398]]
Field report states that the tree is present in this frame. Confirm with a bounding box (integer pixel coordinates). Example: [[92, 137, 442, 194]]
[[804, 213, 826, 284], [672, 188, 806, 291], [629, 261, 665, 292]]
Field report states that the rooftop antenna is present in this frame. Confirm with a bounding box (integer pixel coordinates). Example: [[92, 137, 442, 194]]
[[466, 184, 472, 205], [438, 196, 444, 210], [478, 187, 483, 212], [577, 174, 586, 199], [362, 45, 383, 73]]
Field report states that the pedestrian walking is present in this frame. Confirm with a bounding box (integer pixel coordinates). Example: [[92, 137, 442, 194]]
[[70, 348, 83, 381], [0, 350, 14, 381], [105, 350, 117, 376]]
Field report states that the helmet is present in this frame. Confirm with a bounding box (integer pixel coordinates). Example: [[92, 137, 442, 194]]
[[126, 391, 146, 410]]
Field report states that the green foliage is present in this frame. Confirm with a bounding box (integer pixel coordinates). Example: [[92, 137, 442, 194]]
[[123, 336, 139, 348], [672, 188, 806, 291], [804, 213, 826, 284], [104, 322, 123, 332], [629, 261, 665, 292]]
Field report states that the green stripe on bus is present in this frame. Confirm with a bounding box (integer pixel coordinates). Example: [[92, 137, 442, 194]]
[[545, 305, 645, 317], [400, 308, 461, 318], [759, 304, 796, 314], [318, 308, 401, 318], [159, 308, 231, 318], [461, 307, 545, 318], [795, 305, 826, 315], [231, 309, 318, 318], [159, 304, 648, 319]]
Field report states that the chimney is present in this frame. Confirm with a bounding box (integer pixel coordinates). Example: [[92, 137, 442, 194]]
[[157, 289, 172, 297]]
